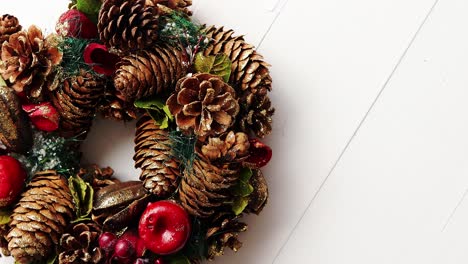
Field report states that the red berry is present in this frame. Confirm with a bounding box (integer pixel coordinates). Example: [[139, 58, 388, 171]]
[[0, 156, 26, 207], [246, 138, 272, 168], [22, 102, 59, 132], [56, 9, 98, 39], [114, 239, 135, 260], [154, 258, 165, 264], [98, 232, 117, 252], [83, 43, 120, 76], [119, 229, 146, 257], [139, 201, 191, 255]]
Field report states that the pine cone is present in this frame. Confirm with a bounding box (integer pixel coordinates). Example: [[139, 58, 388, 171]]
[[0, 14, 21, 43], [200, 131, 249, 162], [167, 73, 240, 137], [98, 83, 138, 121], [98, 0, 159, 53], [51, 69, 105, 139], [58, 221, 104, 264], [134, 114, 181, 197], [7, 170, 75, 264], [203, 26, 274, 137], [146, 0, 192, 16], [178, 156, 238, 218], [239, 93, 274, 138], [76, 165, 119, 190], [0, 224, 10, 257], [0, 25, 62, 101], [246, 169, 268, 214], [206, 212, 247, 260], [114, 44, 188, 101]]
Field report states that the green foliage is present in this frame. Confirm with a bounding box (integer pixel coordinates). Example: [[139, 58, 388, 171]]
[[230, 168, 254, 215], [76, 0, 101, 23], [59, 37, 94, 78], [134, 97, 174, 129], [194, 53, 232, 82], [169, 130, 197, 172], [69, 176, 93, 222], [0, 209, 11, 225], [165, 255, 191, 264], [182, 217, 208, 260], [14, 131, 81, 179]]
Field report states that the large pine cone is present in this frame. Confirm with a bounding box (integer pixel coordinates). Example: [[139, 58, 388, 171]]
[[178, 156, 238, 218], [51, 69, 105, 139], [58, 221, 104, 264], [134, 114, 181, 197], [239, 93, 274, 138], [146, 0, 192, 16], [206, 212, 247, 260], [0, 14, 21, 43], [203, 26, 274, 138], [0, 25, 62, 101], [200, 131, 250, 162], [167, 73, 240, 137], [114, 44, 188, 101], [98, 0, 159, 53], [7, 170, 75, 264], [98, 82, 138, 121]]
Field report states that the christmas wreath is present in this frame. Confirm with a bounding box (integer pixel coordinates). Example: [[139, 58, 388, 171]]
[[0, 0, 274, 263]]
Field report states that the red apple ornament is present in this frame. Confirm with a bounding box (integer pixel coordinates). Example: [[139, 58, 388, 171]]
[[56, 9, 98, 39], [22, 102, 60, 132], [139, 201, 191, 255], [83, 43, 120, 76], [0, 156, 27, 207], [246, 138, 272, 168]]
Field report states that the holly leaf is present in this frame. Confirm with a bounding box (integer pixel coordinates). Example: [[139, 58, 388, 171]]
[[0, 209, 11, 225], [135, 97, 174, 129], [194, 53, 232, 82], [45, 253, 57, 264], [232, 197, 249, 215], [69, 176, 93, 220], [166, 255, 191, 264], [76, 0, 102, 23], [231, 168, 254, 197]]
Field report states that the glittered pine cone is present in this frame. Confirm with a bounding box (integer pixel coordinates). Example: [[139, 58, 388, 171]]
[[58, 221, 104, 264], [0, 224, 10, 257], [51, 69, 105, 139], [239, 93, 274, 138], [98, 0, 159, 53], [0, 25, 62, 101], [7, 170, 75, 264], [178, 155, 239, 218], [98, 82, 138, 121], [206, 212, 247, 260], [200, 131, 250, 162], [76, 165, 119, 190], [0, 14, 21, 43], [246, 169, 268, 214], [203, 26, 274, 137], [145, 0, 192, 16], [167, 73, 240, 137], [134, 114, 181, 197], [114, 44, 188, 102]]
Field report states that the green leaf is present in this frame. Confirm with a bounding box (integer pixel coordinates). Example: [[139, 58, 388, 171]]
[[76, 0, 102, 23], [0, 209, 11, 225], [134, 97, 166, 110], [194, 53, 232, 82], [45, 253, 57, 264], [231, 168, 254, 197], [0, 76, 6, 87], [69, 176, 93, 220], [232, 197, 249, 215], [135, 97, 174, 129], [166, 255, 191, 264]]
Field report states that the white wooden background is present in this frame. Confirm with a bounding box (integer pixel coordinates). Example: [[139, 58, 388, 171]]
[[2, 0, 468, 263]]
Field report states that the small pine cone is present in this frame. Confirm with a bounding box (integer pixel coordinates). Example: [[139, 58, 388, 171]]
[[0, 14, 21, 43], [206, 212, 247, 260], [200, 131, 249, 162], [239, 94, 274, 138], [146, 0, 192, 16], [167, 73, 240, 137], [58, 221, 104, 264], [114, 44, 188, 101], [7, 170, 75, 264], [98, 84, 138, 121], [178, 156, 238, 218], [76, 165, 119, 190], [134, 114, 181, 197], [51, 69, 105, 139], [246, 169, 268, 214], [98, 0, 159, 53], [0, 224, 10, 257], [0, 25, 62, 101]]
